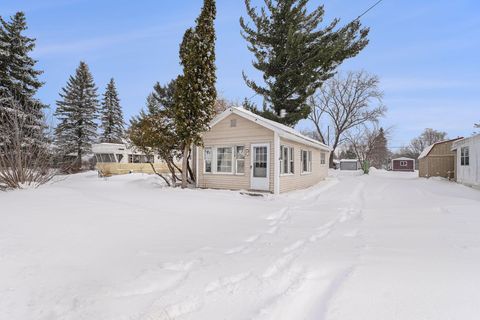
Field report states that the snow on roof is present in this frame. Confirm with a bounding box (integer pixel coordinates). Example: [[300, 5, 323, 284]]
[[339, 159, 359, 162], [392, 157, 414, 161], [212, 107, 331, 151], [418, 138, 464, 159]]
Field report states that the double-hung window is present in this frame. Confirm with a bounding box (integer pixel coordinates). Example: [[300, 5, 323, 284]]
[[320, 152, 326, 165], [280, 146, 294, 174], [301, 150, 312, 173], [204, 147, 212, 173], [235, 146, 245, 174], [461, 147, 470, 166]]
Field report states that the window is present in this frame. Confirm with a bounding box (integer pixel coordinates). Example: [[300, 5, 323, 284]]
[[95, 153, 116, 163], [461, 147, 470, 166], [236, 146, 245, 174], [320, 152, 326, 165], [230, 119, 237, 127], [217, 147, 233, 173], [400, 161, 408, 167], [128, 154, 153, 163], [204, 147, 212, 173], [280, 146, 294, 174], [301, 150, 312, 173]]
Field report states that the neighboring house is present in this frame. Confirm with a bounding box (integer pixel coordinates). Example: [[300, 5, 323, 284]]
[[339, 159, 361, 171], [195, 107, 331, 194], [391, 157, 415, 172], [92, 143, 172, 175], [418, 138, 463, 179], [451, 134, 480, 188]]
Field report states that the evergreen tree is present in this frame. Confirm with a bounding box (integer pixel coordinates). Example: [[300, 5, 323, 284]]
[[100, 78, 124, 143], [174, 0, 217, 188], [240, 0, 369, 126], [129, 80, 181, 186], [369, 127, 389, 169], [54, 61, 99, 167], [0, 12, 46, 144]]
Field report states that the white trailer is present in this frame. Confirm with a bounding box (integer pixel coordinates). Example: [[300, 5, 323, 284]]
[[452, 135, 480, 188]]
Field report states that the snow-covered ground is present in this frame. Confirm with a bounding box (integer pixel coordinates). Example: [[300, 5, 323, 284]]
[[1, 170, 480, 320]]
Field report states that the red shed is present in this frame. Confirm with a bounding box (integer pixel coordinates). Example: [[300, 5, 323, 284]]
[[391, 157, 415, 172]]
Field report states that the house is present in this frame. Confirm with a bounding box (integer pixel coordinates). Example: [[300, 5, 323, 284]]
[[339, 159, 361, 171], [92, 143, 172, 175], [418, 138, 463, 179], [451, 134, 480, 188], [195, 107, 331, 194], [391, 157, 415, 172]]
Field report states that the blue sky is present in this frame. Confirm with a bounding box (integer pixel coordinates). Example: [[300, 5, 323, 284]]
[[1, 0, 479, 150]]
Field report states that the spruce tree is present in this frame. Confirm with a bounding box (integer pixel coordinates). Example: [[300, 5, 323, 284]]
[[369, 127, 389, 169], [100, 78, 124, 143], [174, 0, 217, 188], [0, 12, 46, 145], [240, 0, 369, 126], [54, 61, 99, 167]]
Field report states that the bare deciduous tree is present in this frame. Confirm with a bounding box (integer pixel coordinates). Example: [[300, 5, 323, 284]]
[[405, 128, 448, 159], [0, 96, 56, 190], [308, 71, 386, 167], [345, 125, 390, 174]]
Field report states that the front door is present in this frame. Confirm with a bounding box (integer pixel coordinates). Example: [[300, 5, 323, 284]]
[[250, 143, 269, 191]]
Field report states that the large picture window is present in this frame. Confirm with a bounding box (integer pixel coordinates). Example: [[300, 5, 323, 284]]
[[301, 150, 312, 173], [461, 147, 470, 166], [217, 147, 233, 173], [280, 146, 294, 174]]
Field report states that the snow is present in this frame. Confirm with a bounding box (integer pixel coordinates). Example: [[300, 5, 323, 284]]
[[418, 144, 435, 159], [1, 171, 480, 319]]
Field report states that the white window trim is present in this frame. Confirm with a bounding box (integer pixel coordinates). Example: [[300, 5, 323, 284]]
[[235, 145, 246, 176], [301, 150, 313, 175], [215, 146, 235, 175], [204, 146, 247, 175], [461, 146, 470, 166], [320, 152, 327, 166], [280, 145, 295, 176], [204, 147, 213, 174]]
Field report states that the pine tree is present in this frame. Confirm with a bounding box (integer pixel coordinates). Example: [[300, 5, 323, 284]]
[[174, 0, 217, 188], [100, 78, 124, 143], [54, 61, 99, 168], [129, 80, 181, 186], [240, 0, 369, 126], [369, 127, 389, 169], [0, 12, 46, 145]]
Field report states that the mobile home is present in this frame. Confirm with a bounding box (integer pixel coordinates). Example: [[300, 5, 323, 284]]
[[452, 134, 480, 188]]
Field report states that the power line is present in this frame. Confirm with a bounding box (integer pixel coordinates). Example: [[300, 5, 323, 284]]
[[355, 0, 385, 21]]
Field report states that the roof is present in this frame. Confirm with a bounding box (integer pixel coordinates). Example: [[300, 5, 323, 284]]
[[452, 134, 480, 150], [392, 157, 414, 161], [418, 138, 463, 159], [211, 107, 331, 151], [339, 159, 359, 162]]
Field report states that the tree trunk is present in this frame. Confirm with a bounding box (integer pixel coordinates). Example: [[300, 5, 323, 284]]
[[181, 143, 190, 188], [148, 162, 171, 186]]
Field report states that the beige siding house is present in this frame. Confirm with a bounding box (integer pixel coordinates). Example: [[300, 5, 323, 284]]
[[196, 107, 331, 194]]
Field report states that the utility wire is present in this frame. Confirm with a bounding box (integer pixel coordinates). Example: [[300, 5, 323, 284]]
[[355, 0, 385, 21]]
